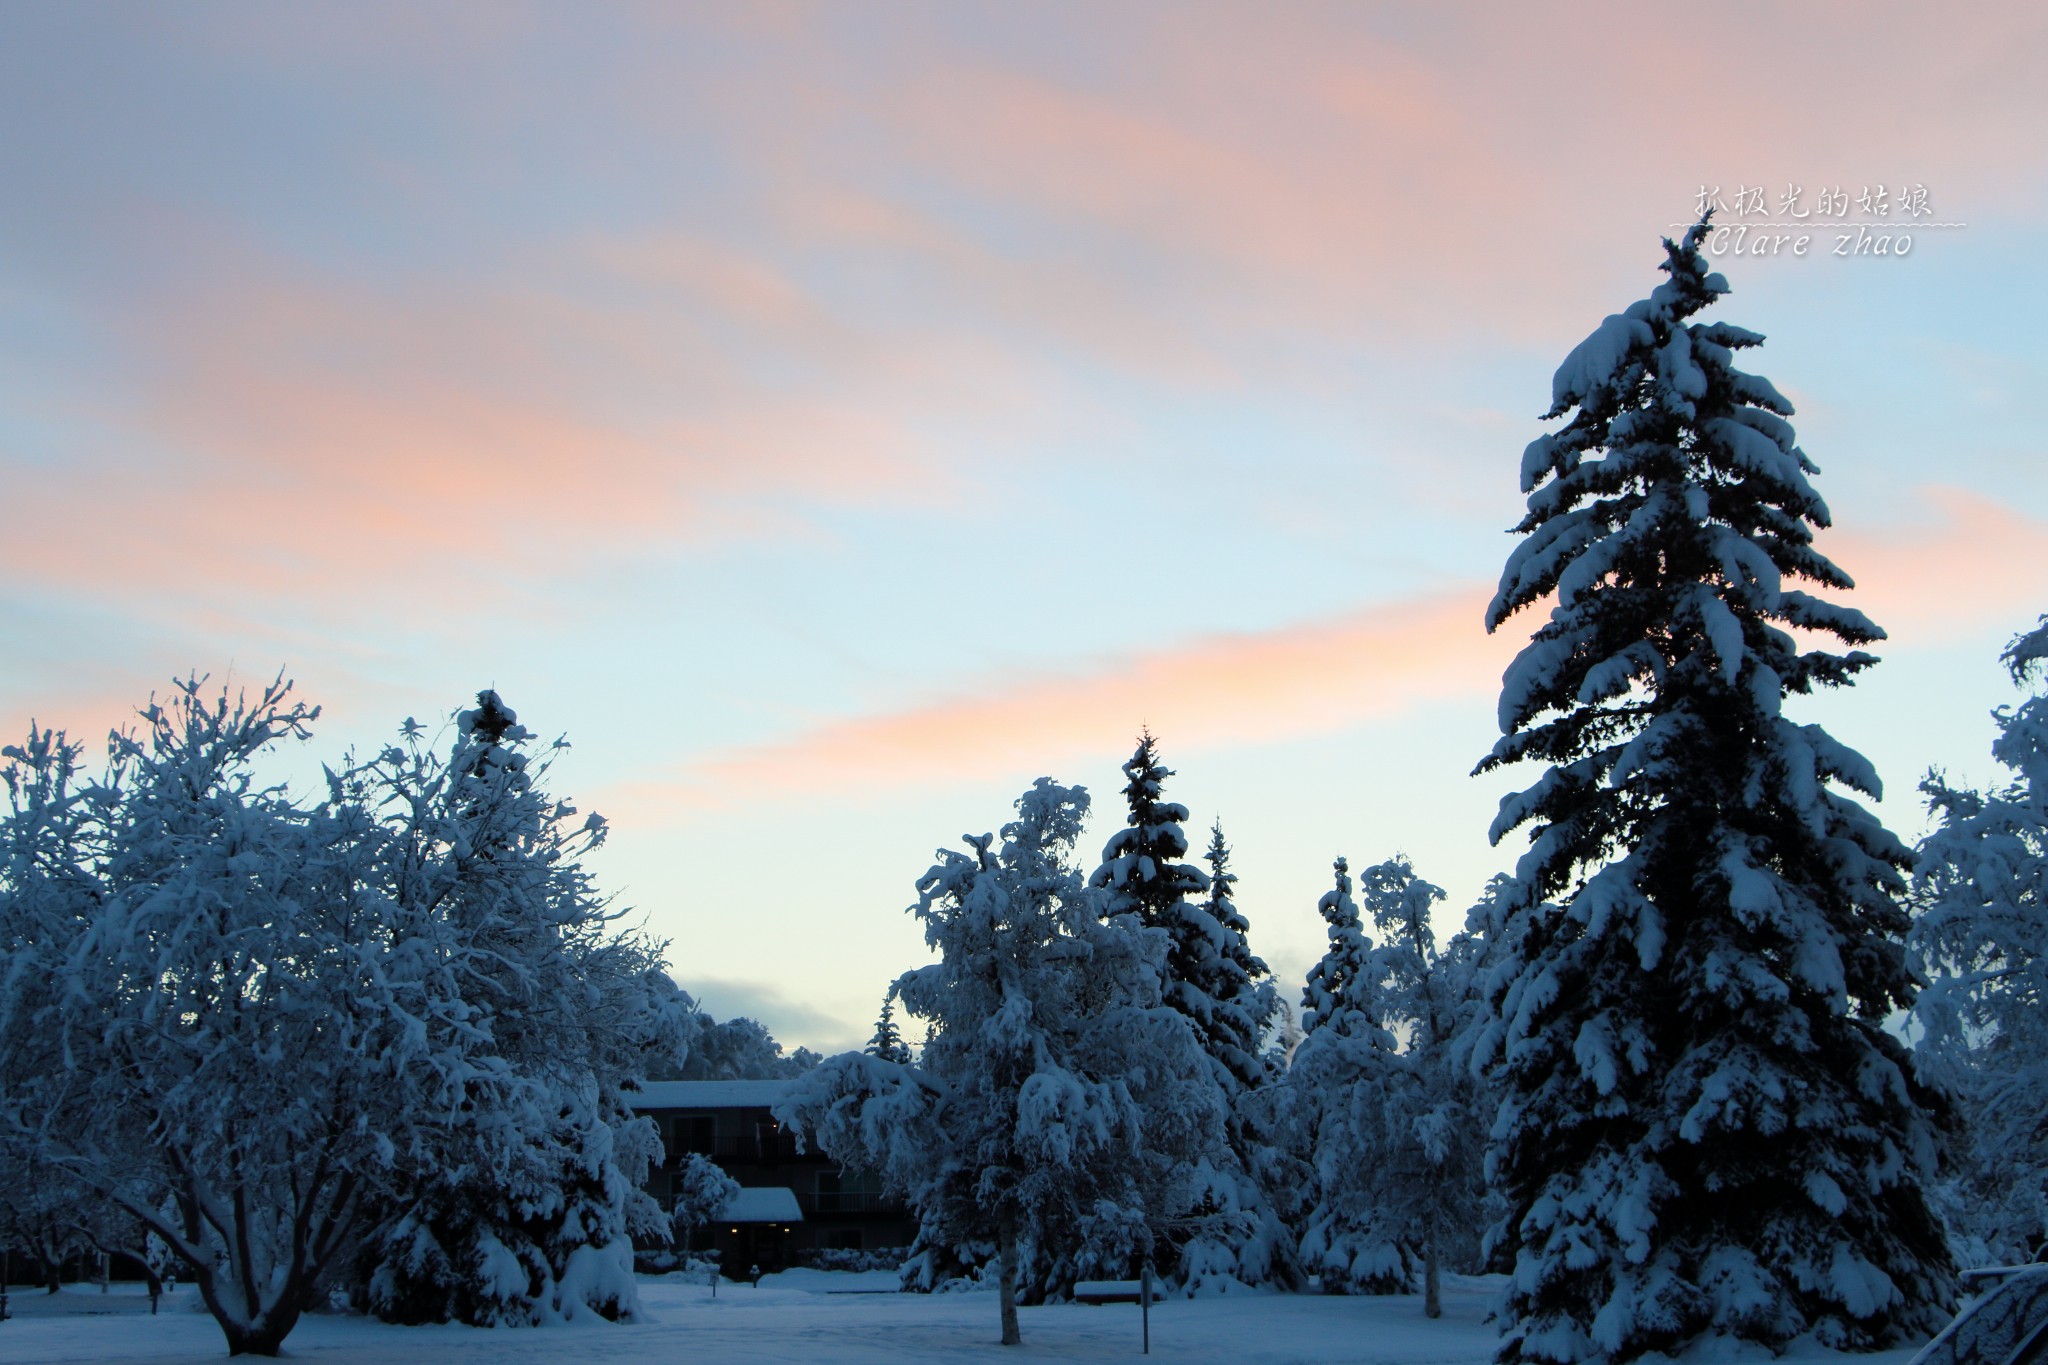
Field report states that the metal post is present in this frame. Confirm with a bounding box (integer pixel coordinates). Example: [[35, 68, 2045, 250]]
[[3, 1247, 11, 1322], [1141, 1261, 1151, 1355]]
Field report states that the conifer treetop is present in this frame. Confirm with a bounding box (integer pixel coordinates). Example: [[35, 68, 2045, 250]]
[[1092, 729, 1207, 923]]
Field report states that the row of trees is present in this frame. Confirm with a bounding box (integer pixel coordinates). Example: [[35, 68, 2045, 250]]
[[781, 220, 2046, 1362], [779, 622, 2042, 1356], [773, 730, 1508, 1344]]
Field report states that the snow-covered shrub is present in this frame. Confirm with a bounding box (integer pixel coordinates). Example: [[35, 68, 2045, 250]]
[[794, 1246, 909, 1272]]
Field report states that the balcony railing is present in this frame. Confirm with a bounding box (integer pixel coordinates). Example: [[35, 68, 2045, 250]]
[[809, 1189, 889, 1214], [668, 1134, 805, 1165]]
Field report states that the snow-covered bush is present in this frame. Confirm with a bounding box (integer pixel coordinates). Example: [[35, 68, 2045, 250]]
[[794, 1246, 909, 1272]]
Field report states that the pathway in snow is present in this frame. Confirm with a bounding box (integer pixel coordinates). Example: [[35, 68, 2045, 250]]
[[0, 1273, 1929, 1365]]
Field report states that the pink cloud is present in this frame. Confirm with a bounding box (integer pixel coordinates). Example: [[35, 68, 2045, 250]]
[[0, 233, 979, 611], [822, 2, 2048, 346], [617, 587, 1510, 807], [1822, 486, 2048, 642], [610, 482, 2045, 811]]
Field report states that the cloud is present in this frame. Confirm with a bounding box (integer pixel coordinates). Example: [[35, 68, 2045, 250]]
[[607, 482, 2047, 810], [0, 229, 979, 617], [678, 976, 871, 1055], [622, 587, 1510, 804], [1822, 486, 2048, 642]]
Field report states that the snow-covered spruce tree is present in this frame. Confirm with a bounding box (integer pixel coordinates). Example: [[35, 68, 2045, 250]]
[[1355, 855, 1490, 1317], [1444, 872, 1524, 1268], [1286, 856, 1409, 1293], [780, 778, 1227, 1345], [1476, 222, 1952, 1360], [1197, 822, 1302, 1290], [1910, 614, 2048, 1262], [1196, 823, 1279, 1093], [349, 691, 688, 1328], [1088, 740, 1279, 1291], [1091, 733, 1208, 927], [1300, 857, 1377, 1039], [865, 983, 915, 1065]]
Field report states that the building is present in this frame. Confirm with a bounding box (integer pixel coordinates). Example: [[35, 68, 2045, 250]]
[[628, 1079, 913, 1273]]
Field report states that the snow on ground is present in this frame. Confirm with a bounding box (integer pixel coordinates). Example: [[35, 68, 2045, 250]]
[[0, 1274, 1930, 1365]]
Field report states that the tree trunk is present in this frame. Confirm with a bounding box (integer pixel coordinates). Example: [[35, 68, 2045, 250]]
[[195, 1268, 305, 1357], [219, 1311, 300, 1358], [998, 1218, 1022, 1346], [1423, 1218, 1442, 1320]]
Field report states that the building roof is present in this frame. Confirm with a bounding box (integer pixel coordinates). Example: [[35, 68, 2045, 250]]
[[627, 1079, 792, 1110], [720, 1186, 804, 1224]]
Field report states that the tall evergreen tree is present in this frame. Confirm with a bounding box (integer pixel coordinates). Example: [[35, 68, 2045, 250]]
[[1285, 856, 1407, 1293], [1196, 822, 1278, 1092], [1091, 730, 1209, 935], [1356, 855, 1490, 1317], [1090, 735, 1287, 1290], [351, 690, 685, 1328], [1475, 221, 1952, 1360], [865, 984, 914, 1066], [1910, 613, 2048, 1261], [1300, 858, 1378, 1039], [1186, 822, 1297, 1289]]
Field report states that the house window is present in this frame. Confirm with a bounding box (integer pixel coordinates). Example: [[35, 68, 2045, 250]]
[[816, 1169, 882, 1212]]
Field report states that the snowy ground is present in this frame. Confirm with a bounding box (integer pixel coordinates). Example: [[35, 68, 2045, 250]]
[[0, 1272, 1930, 1365]]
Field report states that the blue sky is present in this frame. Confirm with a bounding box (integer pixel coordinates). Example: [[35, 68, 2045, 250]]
[[3, 2, 2044, 1050]]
